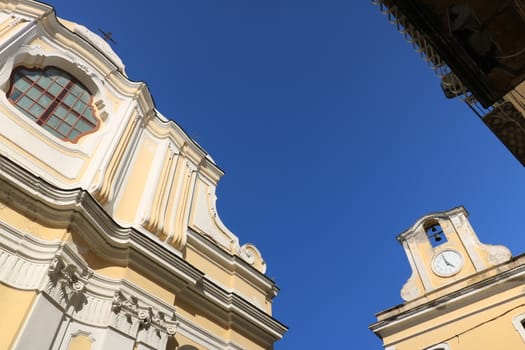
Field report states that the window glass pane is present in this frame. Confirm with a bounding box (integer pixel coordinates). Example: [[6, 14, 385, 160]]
[[13, 73, 23, 82], [55, 105, 68, 117], [38, 93, 52, 107], [69, 129, 80, 140], [63, 93, 76, 107], [42, 124, 61, 138], [58, 122, 71, 136], [10, 89, 22, 101], [46, 115, 61, 128], [80, 91, 90, 103], [65, 112, 78, 125], [48, 83, 62, 96], [46, 67, 61, 77], [71, 85, 83, 97], [26, 87, 41, 100], [83, 109, 96, 123], [14, 77, 31, 92], [76, 119, 91, 133], [73, 101, 86, 114], [55, 76, 69, 87], [18, 96, 33, 110], [29, 104, 44, 117], [37, 76, 52, 89], [25, 70, 40, 81]]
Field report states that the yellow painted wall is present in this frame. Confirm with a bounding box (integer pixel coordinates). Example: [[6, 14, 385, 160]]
[[186, 246, 269, 312], [0, 201, 66, 241], [67, 333, 93, 350], [0, 284, 36, 350], [185, 247, 231, 286], [175, 297, 227, 336], [114, 139, 156, 222], [229, 328, 267, 350], [175, 298, 267, 350], [384, 286, 525, 350], [172, 333, 205, 350], [231, 274, 269, 314], [125, 267, 175, 304]]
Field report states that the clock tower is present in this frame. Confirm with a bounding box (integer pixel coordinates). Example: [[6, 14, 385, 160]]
[[398, 206, 511, 301], [370, 207, 525, 350]]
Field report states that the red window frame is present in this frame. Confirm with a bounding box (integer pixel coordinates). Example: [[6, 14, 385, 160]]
[[7, 66, 99, 143]]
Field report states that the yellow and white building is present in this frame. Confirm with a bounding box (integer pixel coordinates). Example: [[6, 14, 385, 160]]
[[0, 1, 287, 349], [370, 206, 525, 350]]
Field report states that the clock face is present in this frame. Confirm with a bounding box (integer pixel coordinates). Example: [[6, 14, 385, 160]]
[[432, 250, 463, 276]]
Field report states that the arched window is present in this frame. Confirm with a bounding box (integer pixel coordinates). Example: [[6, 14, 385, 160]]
[[424, 220, 447, 247], [7, 66, 99, 142]]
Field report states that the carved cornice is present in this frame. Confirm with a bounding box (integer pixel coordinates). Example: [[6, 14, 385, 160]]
[[187, 229, 279, 302], [0, 228, 279, 350], [0, 154, 287, 343], [0, 0, 52, 21]]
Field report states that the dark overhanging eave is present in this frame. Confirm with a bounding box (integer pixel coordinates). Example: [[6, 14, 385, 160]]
[[383, 0, 497, 108]]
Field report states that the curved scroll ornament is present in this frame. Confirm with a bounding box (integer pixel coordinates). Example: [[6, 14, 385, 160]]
[[239, 243, 267, 274], [487, 244, 512, 265], [400, 273, 422, 302]]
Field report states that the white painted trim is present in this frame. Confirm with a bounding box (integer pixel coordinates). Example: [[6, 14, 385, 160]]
[[512, 313, 525, 343]]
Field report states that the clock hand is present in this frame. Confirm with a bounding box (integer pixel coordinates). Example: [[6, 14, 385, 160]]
[[442, 255, 455, 267]]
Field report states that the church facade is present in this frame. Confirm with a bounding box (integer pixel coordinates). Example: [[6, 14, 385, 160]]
[[0, 1, 286, 349]]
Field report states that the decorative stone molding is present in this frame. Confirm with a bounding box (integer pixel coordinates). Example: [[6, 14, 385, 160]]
[[110, 291, 141, 336], [46, 255, 91, 310], [111, 290, 177, 349], [48, 255, 88, 293], [73, 60, 95, 78], [0, 249, 48, 290], [9, 15, 28, 28], [112, 290, 177, 335]]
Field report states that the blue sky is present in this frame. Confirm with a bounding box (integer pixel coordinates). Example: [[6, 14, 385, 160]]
[[46, 1, 525, 348]]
